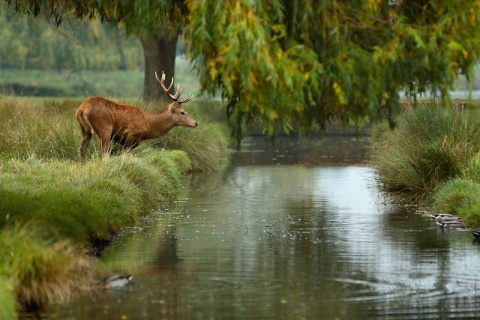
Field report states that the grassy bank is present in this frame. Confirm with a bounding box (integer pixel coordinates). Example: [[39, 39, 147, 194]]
[[0, 96, 230, 317], [371, 103, 480, 226]]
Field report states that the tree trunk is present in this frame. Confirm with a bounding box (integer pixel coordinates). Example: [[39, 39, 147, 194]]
[[139, 27, 179, 101]]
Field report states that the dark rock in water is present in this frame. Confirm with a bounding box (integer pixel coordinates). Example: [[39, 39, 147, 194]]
[[473, 229, 480, 245]]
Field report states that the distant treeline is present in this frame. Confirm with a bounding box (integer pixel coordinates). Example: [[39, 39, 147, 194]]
[[0, 5, 144, 72]]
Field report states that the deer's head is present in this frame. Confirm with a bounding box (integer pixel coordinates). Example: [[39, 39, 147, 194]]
[[155, 71, 198, 128]]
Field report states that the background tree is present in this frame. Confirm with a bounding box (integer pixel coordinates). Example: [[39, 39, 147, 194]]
[[5, 0, 188, 100], [0, 8, 143, 71]]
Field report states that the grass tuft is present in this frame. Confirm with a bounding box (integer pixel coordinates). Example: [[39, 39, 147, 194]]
[[0, 224, 92, 312], [432, 178, 480, 227]]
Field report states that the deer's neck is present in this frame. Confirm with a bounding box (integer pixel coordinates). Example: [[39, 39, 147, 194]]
[[144, 109, 175, 139]]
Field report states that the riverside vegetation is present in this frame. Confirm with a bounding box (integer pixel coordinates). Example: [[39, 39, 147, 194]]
[[371, 103, 480, 227], [0, 96, 230, 318]]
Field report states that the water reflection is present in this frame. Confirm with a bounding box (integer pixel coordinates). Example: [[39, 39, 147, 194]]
[[232, 135, 370, 166], [57, 139, 480, 320]]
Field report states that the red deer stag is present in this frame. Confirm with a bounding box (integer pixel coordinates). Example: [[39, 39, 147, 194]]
[[75, 71, 197, 160]]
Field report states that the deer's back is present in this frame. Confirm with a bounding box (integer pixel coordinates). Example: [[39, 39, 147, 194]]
[[78, 97, 149, 133]]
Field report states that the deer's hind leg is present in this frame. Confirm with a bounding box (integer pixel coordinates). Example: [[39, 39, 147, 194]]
[[76, 111, 94, 160], [98, 128, 114, 157], [80, 129, 93, 160]]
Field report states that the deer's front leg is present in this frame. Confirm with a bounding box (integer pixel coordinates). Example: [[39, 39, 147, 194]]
[[123, 133, 143, 152]]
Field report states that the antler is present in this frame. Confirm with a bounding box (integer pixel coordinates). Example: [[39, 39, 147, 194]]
[[154, 71, 193, 103]]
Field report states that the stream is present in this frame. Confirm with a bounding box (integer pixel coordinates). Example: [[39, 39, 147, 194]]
[[57, 136, 480, 319]]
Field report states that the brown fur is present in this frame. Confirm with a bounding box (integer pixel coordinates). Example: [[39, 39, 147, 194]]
[[75, 96, 197, 159]]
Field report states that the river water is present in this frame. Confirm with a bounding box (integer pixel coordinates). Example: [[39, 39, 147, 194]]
[[57, 136, 480, 320]]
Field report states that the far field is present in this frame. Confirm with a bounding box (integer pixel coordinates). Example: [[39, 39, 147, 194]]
[[0, 57, 200, 99]]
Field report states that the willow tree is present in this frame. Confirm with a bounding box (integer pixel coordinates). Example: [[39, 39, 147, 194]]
[[188, 0, 480, 140], [5, 0, 188, 100]]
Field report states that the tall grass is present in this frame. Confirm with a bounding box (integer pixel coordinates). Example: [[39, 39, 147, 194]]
[[0, 96, 230, 167], [0, 97, 80, 160], [371, 104, 480, 199]]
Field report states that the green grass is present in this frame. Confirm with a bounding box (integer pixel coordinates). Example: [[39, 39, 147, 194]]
[[431, 153, 480, 227], [0, 276, 17, 320], [432, 178, 480, 226], [0, 149, 202, 314]]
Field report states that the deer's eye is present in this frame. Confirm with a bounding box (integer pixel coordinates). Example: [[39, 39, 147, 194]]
[[180, 111, 185, 115]]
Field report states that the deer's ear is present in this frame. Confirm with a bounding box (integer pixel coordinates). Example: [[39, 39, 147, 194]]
[[169, 102, 178, 113]]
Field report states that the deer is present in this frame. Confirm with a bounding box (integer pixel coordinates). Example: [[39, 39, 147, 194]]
[[75, 71, 198, 160]]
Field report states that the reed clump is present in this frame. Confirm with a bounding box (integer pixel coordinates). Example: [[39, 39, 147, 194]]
[[371, 104, 480, 198], [371, 103, 480, 226]]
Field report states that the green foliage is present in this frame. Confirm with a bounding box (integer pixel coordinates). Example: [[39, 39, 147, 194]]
[[4, 0, 188, 34], [371, 104, 480, 198]]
